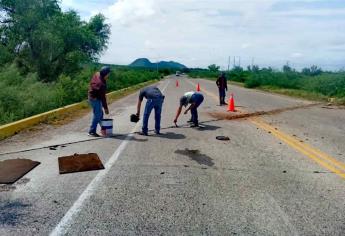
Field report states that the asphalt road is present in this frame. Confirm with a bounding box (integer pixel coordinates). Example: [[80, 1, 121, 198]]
[[0, 75, 344, 235]]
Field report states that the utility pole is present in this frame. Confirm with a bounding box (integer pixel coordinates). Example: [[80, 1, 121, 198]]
[[233, 56, 236, 68], [227, 56, 231, 71]]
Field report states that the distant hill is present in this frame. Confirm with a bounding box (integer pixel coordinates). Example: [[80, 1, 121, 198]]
[[129, 58, 187, 69]]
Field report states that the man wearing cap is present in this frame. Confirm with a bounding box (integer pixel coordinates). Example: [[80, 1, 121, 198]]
[[88, 66, 111, 137], [136, 86, 165, 136], [216, 72, 228, 105], [174, 91, 204, 127]]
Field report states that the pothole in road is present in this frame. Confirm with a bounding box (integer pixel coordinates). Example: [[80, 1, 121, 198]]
[[175, 149, 215, 167], [216, 136, 230, 141]]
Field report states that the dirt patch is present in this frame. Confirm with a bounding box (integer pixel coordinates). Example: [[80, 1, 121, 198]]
[[208, 103, 319, 121], [175, 149, 214, 167], [58, 153, 105, 174], [0, 159, 40, 184]]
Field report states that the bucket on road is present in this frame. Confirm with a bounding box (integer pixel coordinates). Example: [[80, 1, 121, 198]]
[[101, 119, 113, 136]]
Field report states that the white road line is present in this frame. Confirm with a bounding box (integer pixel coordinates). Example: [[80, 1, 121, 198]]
[[50, 80, 170, 236]]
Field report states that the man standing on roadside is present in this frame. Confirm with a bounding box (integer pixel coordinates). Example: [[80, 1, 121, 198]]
[[88, 66, 111, 137], [216, 72, 228, 105], [174, 91, 204, 127], [136, 86, 165, 136]]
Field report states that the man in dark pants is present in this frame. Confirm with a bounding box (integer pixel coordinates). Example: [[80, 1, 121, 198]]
[[88, 66, 111, 137], [136, 86, 165, 136], [174, 91, 204, 127], [216, 72, 228, 105]]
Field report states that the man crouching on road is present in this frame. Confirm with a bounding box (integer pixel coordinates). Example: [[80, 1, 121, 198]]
[[136, 86, 165, 136], [174, 91, 204, 127], [88, 66, 111, 137]]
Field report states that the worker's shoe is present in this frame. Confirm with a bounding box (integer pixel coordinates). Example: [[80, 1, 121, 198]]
[[88, 132, 100, 137], [190, 123, 199, 128], [155, 131, 161, 135], [138, 131, 148, 136]]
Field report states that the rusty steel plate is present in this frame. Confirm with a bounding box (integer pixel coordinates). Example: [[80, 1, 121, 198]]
[[58, 153, 105, 174], [0, 159, 40, 184]]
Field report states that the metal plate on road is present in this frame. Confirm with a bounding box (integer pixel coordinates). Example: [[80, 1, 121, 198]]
[[58, 153, 105, 174], [0, 159, 40, 184]]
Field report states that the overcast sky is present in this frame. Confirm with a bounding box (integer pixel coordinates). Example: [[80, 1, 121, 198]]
[[61, 0, 345, 70]]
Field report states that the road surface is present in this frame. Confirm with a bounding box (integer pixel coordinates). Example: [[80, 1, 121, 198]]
[[0, 75, 344, 235]]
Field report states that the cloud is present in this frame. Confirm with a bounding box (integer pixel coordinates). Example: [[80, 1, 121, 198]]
[[61, 0, 345, 70], [273, 8, 345, 17], [291, 53, 303, 58], [241, 43, 252, 49], [105, 0, 156, 26]]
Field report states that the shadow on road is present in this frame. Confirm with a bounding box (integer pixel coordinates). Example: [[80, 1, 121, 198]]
[[108, 134, 148, 142], [0, 119, 222, 156], [151, 132, 186, 140], [198, 124, 222, 131]]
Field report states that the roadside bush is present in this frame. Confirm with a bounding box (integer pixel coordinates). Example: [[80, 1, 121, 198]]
[[189, 69, 219, 79], [187, 65, 345, 101], [245, 71, 300, 89], [228, 67, 250, 83], [301, 73, 345, 97], [0, 64, 161, 125]]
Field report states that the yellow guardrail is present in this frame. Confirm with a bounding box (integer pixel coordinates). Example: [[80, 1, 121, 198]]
[[0, 80, 158, 140]]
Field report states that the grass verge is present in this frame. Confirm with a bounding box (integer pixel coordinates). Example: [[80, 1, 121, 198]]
[[193, 76, 345, 105], [0, 79, 158, 140]]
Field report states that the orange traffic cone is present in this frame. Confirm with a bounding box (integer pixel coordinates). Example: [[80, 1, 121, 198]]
[[176, 80, 179, 87], [227, 94, 235, 112], [196, 83, 200, 91]]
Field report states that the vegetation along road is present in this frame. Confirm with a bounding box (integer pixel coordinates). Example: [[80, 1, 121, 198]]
[[1, 1, 344, 235]]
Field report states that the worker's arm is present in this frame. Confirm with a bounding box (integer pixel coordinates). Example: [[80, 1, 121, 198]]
[[184, 103, 195, 114], [136, 99, 142, 116], [173, 106, 183, 123], [216, 77, 220, 87]]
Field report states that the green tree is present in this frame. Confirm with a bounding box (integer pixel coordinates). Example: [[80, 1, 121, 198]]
[[0, 0, 110, 81], [302, 65, 322, 76], [208, 64, 220, 72], [283, 64, 293, 73]]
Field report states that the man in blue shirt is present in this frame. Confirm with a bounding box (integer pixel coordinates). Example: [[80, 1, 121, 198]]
[[174, 91, 204, 127], [136, 86, 165, 135]]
